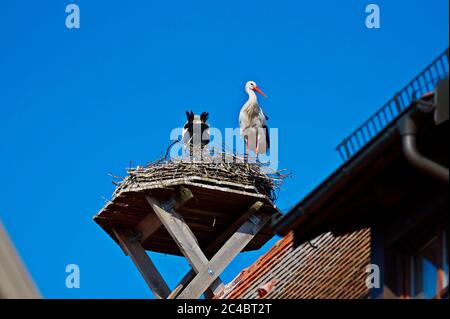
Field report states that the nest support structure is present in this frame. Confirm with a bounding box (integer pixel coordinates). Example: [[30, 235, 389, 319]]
[[94, 151, 286, 299]]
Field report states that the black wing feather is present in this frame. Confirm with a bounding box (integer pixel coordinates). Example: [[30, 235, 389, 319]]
[[200, 111, 209, 123]]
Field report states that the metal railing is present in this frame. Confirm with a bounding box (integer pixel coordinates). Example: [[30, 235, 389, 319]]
[[336, 48, 449, 162]]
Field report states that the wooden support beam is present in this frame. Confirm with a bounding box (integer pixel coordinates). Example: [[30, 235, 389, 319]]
[[168, 201, 265, 298], [168, 273, 192, 299], [177, 212, 271, 299], [136, 213, 162, 243], [145, 196, 205, 270], [113, 228, 171, 299], [205, 201, 264, 257], [135, 186, 194, 243], [145, 190, 224, 295], [168, 272, 215, 299], [173, 186, 195, 210]]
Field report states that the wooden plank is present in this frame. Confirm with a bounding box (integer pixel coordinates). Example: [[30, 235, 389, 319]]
[[145, 196, 206, 267], [168, 271, 218, 300], [168, 271, 193, 299], [177, 212, 272, 299], [205, 201, 263, 257], [123, 179, 268, 201], [113, 228, 171, 299], [145, 192, 224, 295], [135, 186, 194, 243], [136, 213, 162, 243]]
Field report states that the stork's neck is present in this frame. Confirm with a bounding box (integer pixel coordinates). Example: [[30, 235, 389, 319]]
[[245, 87, 257, 104]]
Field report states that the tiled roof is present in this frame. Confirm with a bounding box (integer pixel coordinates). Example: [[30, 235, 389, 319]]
[[218, 228, 371, 299]]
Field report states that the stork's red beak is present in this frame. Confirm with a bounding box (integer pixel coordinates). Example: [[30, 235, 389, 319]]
[[253, 86, 267, 97]]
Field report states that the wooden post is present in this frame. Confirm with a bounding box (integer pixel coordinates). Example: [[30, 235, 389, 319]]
[[113, 229, 171, 299], [168, 273, 192, 299], [168, 201, 264, 298], [135, 186, 194, 243], [177, 211, 271, 299], [205, 201, 264, 258], [145, 190, 224, 295]]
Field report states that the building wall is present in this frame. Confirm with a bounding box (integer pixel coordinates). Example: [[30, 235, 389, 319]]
[[0, 221, 40, 299]]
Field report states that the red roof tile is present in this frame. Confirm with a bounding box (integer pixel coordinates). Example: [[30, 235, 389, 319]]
[[217, 228, 371, 299]]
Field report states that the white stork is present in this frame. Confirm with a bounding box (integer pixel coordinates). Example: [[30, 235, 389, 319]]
[[182, 110, 210, 156], [239, 81, 270, 156]]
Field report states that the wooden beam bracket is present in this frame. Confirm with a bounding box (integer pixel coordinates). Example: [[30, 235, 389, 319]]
[[128, 231, 142, 243]]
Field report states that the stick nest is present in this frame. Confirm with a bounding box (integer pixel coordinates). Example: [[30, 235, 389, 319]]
[[111, 147, 289, 202]]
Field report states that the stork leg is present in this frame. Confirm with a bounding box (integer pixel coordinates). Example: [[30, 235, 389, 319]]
[[244, 136, 249, 162], [255, 133, 259, 158]]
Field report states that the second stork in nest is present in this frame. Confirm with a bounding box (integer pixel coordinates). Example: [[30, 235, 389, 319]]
[[182, 110, 210, 157]]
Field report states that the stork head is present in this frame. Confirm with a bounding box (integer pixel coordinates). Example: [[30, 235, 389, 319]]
[[245, 81, 267, 97]]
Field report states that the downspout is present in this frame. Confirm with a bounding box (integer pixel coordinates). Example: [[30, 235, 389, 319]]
[[399, 116, 449, 184]]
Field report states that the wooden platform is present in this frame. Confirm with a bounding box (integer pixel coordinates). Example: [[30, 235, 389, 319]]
[[94, 178, 282, 257]]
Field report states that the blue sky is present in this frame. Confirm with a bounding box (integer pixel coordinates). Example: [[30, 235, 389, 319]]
[[0, 1, 448, 298]]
